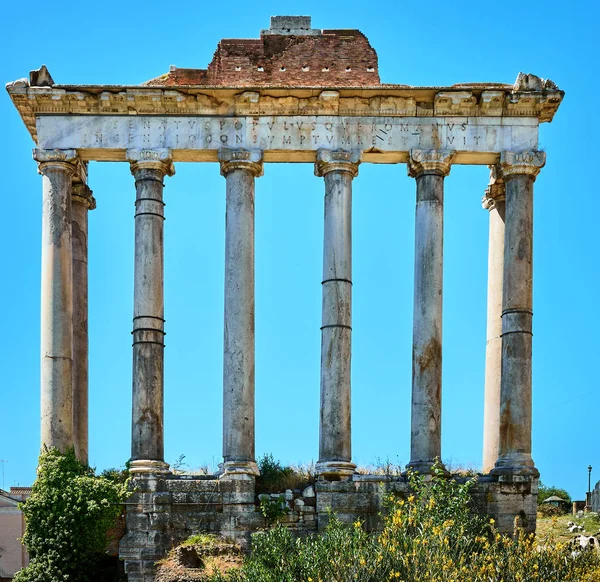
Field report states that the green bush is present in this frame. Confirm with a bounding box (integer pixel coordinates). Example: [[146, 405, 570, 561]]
[[14, 448, 129, 582], [210, 465, 600, 582], [255, 454, 314, 495], [538, 481, 571, 505]]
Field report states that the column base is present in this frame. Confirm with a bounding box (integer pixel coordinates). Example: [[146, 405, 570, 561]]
[[405, 459, 449, 476], [490, 453, 539, 478], [129, 460, 171, 475], [316, 461, 356, 480], [222, 460, 260, 477]]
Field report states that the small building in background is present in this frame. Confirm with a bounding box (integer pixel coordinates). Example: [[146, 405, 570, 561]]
[[0, 488, 31, 580]]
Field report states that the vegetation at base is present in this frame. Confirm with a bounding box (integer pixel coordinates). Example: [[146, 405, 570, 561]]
[[205, 465, 600, 582], [14, 447, 129, 582], [254, 454, 315, 495]]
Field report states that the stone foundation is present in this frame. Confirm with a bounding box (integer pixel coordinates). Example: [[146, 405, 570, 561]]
[[119, 472, 538, 581]]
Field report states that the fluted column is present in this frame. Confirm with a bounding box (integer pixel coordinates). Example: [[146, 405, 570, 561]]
[[71, 174, 96, 465], [127, 149, 174, 475], [219, 149, 263, 476], [482, 168, 505, 473], [407, 149, 454, 474], [314, 149, 360, 479], [492, 150, 545, 477], [35, 148, 78, 453]]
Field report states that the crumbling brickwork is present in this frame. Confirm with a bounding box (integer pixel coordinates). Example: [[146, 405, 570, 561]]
[[145, 17, 380, 88]]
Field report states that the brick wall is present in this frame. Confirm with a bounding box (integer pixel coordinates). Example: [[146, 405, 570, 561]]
[[146, 28, 380, 88]]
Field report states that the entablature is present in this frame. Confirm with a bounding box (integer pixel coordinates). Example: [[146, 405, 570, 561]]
[[6, 71, 563, 144]]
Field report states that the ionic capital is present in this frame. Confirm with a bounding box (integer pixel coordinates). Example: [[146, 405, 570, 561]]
[[482, 165, 506, 211], [127, 148, 175, 178], [314, 149, 361, 178], [499, 150, 545, 180], [408, 149, 455, 178], [72, 183, 96, 210], [33, 148, 78, 175], [218, 148, 263, 177]]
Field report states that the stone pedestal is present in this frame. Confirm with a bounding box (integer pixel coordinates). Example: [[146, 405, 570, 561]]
[[406, 149, 454, 474], [482, 169, 505, 474], [71, 178, 95, 465], [219, 149, 263, 477], [35, 148, 77, 453], [128, 149, 174, 475], [314, 149, 360, 479], [492, 151, 545, 477]]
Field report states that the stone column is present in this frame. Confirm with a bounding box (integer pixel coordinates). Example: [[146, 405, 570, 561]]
[[219, 149, 263, 476], [35, 148, 78, 454], [314, 149, 360, 479], [407, 149, 454, 474], [127, 149, 174, 475], [71, 173, 96, 465], [492, 150, 545, 477], [482, 168, 505, 474]]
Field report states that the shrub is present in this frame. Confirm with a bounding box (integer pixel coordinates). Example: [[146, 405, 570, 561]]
[[209, 464, 600, 582], [255, 454, 314, 495], [14, 447, 129, 582]]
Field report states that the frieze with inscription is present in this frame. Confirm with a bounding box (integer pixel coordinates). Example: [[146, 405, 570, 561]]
[[37, 115, 539, 163]]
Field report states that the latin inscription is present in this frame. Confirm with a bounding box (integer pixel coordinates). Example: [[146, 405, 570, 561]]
[[38, 115, 539, 153]]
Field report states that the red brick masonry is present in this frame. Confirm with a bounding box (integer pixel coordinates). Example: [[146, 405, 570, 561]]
[[145, 29, 380, 87]]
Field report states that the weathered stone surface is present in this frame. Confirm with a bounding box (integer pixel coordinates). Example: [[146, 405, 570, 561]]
[[315, 150, 359, 479], [34, 115, 540, 165], [129, 151, 173, 474], [492, 151, 545, 478], [35, 148, 77, 453], [71, 180, 94, 465], [482, 168, 505, 473], [407, 149, 454, 474]]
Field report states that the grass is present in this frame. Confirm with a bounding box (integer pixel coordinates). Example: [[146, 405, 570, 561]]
[[537, 511, 600, 542]]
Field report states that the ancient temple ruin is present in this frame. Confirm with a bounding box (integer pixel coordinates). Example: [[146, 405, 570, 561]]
[[7, 16, 564, 582]]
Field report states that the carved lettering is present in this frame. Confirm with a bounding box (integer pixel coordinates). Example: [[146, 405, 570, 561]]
[[220, 135, 228, 144], [447, 136, 455, 144], [236, 134, 243, 144], [283, 135, 291, 145], [234, 120, 242, 130]]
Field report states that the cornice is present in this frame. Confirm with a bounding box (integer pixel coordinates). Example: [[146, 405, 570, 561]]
[[6, 73, 564, 144]]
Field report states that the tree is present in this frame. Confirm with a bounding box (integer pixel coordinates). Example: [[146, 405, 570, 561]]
[[14, 448, 129, 582]]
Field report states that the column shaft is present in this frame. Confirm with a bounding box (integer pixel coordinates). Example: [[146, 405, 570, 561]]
[[71, 182, 95, 465], [407, 149, 454, 473], [128, 149, 173, 474], [315, 149, 359, 479], [35, 149, 77, 453], [493, 150, 544, 476], [219, 149, 262, 476], [482, 176, 505, 473]]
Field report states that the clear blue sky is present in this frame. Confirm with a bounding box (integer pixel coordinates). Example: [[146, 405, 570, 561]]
[[1, 0, 597, 500]]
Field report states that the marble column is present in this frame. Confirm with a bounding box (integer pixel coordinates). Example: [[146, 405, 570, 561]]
[[71, 174, 96, 465], [314, 149, 360, 479], [34, 148, 77, 453], [407, 149, 454, 474], [127, 149, 174, 475], [492, 150, 545, 477], [482, 168, 505, 474], [219, 149, 263, 476]]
